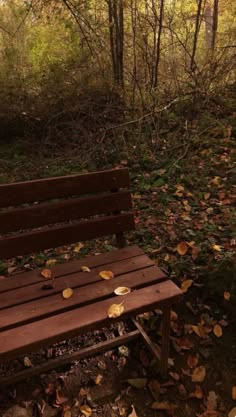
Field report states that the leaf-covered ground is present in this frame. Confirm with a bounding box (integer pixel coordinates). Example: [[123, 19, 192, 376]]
[[0, 89, 235, 417]]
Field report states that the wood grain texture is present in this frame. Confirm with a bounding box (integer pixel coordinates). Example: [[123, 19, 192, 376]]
[[0, 169, 130, 207]]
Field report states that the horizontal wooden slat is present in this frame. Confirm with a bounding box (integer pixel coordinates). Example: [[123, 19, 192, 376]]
[[0, 212, 135, 260], [0, 255, 155, 310], [0, 169, 130, 208], [0, 245, 144, 293], [0, 265, 166, 331], [0, 191, 132, 234], [0, 280, 183, 361]]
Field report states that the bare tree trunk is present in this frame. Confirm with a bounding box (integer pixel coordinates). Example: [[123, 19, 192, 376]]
[[153, 0, 165, 88], [191, 0, 203, 71], [107, 0, 124, 86], [211, 0, 219, 50]]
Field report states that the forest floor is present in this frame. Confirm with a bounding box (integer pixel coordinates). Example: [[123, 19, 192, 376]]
[[0, 88, 236, 417]]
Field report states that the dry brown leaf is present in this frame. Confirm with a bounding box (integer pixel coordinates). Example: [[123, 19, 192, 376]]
[[189, 385, 203, 399], [81, 266, 91, 272], [187, 354, 199, 369], [80, 404, 92, 417], [64, 411, 72, 417], [170, 310, 178, 321], [224, 291, 230, 301], [107, 302, 124, 318], [151, 401, 177, 411], [73, 243, 84, 253], [232, 387, 236, 400], [177, 241, 189, 255], [148, 380, 160, 400], [95, 374, 103, 385], [62, 288, 73, 299], [213, 324, 223, 338], [192, 324, 209, 338], [206, 391, 217, 411], [46, 259, 57, 267], [114, 286, 131, 295], [23, 356, 33, 368], [127, 405, 139, 417], [41, 268, 53, 279], [169, 371, 180, 381], [211, 176, 220, 186], [181, 279, 193, 293], [191, 366, 206, 383], [99, 270, 114, 280]]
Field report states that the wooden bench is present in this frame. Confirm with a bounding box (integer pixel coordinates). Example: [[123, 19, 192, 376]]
[[0, 168, 182, 386]]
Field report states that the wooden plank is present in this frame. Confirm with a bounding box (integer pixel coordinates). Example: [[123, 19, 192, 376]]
[[0, 330, 140, 387], [0, 255, 155, 310], [0, 191, 132, 234], [0, 265, 166, 331], [0, 169, 130, 208], [0, 246, 144, 293], [0, 212, 135, 260], [0, 280, 182, 361]]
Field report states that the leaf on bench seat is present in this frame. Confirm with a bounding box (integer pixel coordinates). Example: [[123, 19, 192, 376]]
[[99, 270, 114, 280], [114, 286, 131, 295], [41, 268, 53, 279], [81, 266, 91, 272], [62, 287, 73, 299], [107, 302, 124, 318]]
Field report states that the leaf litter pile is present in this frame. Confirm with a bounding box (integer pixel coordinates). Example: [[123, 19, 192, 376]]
[[0, 102, 236, 417]]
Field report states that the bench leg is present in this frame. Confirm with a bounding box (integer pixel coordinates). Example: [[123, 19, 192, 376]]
[[160, 306, 171, 378]]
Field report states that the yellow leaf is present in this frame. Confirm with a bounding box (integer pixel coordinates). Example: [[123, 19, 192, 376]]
[[181, 279, 193, 293], [211, 176, 220, 186], [191, 366, 206, 383], [224, 291, 230, 301], [177, 242, 189, 255], [81, 266, 91, 272], [73, 243, 84, 253], [212, 244, 222, 252], [232, 386, 236, 400], [46, 259, 57, 267], [62, 288, 73, 299], [114, 287, 131, 295], [95, 374, 103, 385], [99, 270, 114, 280], [192, 325, 208, 338], [41, 268, 53, 279], [213, 324, 222, 338], [80, 404, 92, 417], [107, 302, 124, 318]]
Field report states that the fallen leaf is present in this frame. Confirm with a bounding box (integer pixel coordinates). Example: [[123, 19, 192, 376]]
[[178, 383, 187, 398], [192, 324, 209, 338], [187, 354, 199, 369], [170, 310, 178, 321], [212, 244, 222, 252], [107, 302, 124, 318], [80, 404, 92, 417], [204, 193, 211, 200], [128, 378, 147, 389], [151, 401, 177, 411], [213, 324, 222, 338], [232, 387, 236, 400], [41, 268, 53, 279], [211, 176, 220, 186], [177, 241, 189, 255], [73, 243, 84, 253], [224, 291, 230, 301], [169, 371, 180, 381], [81, 266, 91, 272], [23, 356, 33, 367], [176, 337, 194, 350], [128, 405, 139, 417], [46, 259, 57, 267], [148, 380, 160, 400], [189, 385, 203, 399], [62, 288, 73, 299], [64, 411, 72, 417], [7, 266, 17, 274], [229, 407, 236, 417], [181, 279, 193, 293], [114, 286, 131, 295], [95, 374, 103, 385], [206, 391, 217, 411], [191, 366, 206, 383], [99, 270, 114, 280]]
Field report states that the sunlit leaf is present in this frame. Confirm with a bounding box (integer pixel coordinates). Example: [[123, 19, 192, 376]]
[[41, 268, 53, 279], [114, 286, 131, 295], [212, 244, 222, 252], [191, 366, 206, 382], [177, 241, 189, 255], [181, 279, 193, 293], [127, 378, 147, 389], [62, 288, 73, 299], [81, 266, 91, 272], [99, 270, 114, 280], [46, 259, 57, 267], [80, 404, 92, 417], [107, 302, 124, 318], [73, 243, 84, 253], [213, 324, 222, 338]]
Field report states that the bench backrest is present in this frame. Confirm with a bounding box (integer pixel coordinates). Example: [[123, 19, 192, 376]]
[[0, 168, 135, 260]]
